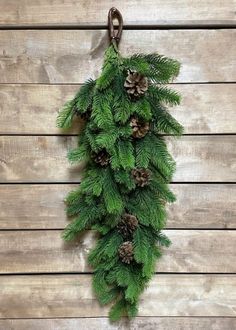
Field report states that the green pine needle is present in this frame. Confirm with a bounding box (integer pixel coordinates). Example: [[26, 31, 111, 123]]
[[103, 168, 123, 213], [76, 78, 95, 112], [57, 40, 183, 321], [56, 100, 75, 129]]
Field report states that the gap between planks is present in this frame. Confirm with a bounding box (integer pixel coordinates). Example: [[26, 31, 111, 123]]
[[0, 0, 235, 27], [1, 25, 236, 30]]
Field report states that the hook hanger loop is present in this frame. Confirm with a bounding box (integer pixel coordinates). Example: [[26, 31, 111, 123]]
[[108, 7, 123, 44]]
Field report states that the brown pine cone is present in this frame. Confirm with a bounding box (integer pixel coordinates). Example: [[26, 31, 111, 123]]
[[130, 116, 149, 139], [118, 241, 134, 264], [117, 213, 138, 237], [124, 71, 148, 97], [132, 168, 150, 187], [91, 149, 110, 166]]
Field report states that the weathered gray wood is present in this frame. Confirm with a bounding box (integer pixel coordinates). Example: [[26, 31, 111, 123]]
[[0, 1, 234, 327], [0, 230, 235, 274], [168, 184, 236, 228], [0, 0, 235, 27], [173, 84, 236, 134], [0, 30, 235, 83], [0, 84, 82, 135], [1, 317, 235, 330], [167, 135, 236, 182], [0, 136, 235, 183], [0, 275, 235, 317], [0, 184, 235, 229], [1, 84, 235, 134]]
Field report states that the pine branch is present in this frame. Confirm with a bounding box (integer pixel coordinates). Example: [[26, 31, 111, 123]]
[[93, 270, 119, 305], [150, 135, 176, 181], [135, 134, 152, 168], [131, 97, 152, 121], [117, 140, 135, 170], [88, 231, 123, 266], [91, 223, 111, 235], [114, 170, 136, 190], [113, 94, 132, 124], [96, 44, 119, 90], [148, 98, 184, 136], [102, 168, 124, 213], [133, 227, 150, 263], [109, 298, 127, 321], [91, 90, 114, 129], [150, 178, 176, 203], [124, 53, 180, 83], [58, 39, 183, 320], [142, 249, 156, 278], [56, 99, 76, 129], [148, 85, 181, 106], [76, 78, 95, 113], [79, 168, 104, 197], [127, 189, 167, 230], [67, 144, 90, 164], [95, 129, 118, 151], [154, 108, 184, 135], [155, 231, 172, 247], [62, 214, 89, 241]]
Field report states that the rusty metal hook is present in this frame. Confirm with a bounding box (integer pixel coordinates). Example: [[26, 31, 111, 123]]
[[108, 7, 123, 44]]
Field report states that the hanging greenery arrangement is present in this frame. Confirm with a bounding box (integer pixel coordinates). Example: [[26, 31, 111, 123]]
[[57, 8, 183, 321]]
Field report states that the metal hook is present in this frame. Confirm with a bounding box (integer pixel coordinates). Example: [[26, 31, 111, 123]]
[[108, 7, 123, 44]]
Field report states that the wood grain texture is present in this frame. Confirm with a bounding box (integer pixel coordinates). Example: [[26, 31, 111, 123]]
[[0, 184, 235, 229], [0, 0, 235, 27], [1, 83, 236, 134], [0, 136, 235, 183], [0, 1, 235, 327], [0, 230, 235, 274], [0, 30, 235, 83], [1, 317, 236, 330], [0, 275, 235, 317]]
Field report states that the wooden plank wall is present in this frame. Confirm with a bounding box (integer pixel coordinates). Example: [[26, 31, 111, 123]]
[[0, 1, 235, 329]]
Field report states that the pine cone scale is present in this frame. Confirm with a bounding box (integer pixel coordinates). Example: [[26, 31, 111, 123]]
[[124, 71, 148, 97], [132, 168, 150, 187], [117, 213, 138, 237], [91, 149, 110, 166], [130, 117, 149, 139], [118, 241, 134, 264]]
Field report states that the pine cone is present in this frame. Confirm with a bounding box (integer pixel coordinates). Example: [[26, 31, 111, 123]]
[[130, 116, 149, 139], [117, 213, 138, 237], [132, 168, 150, 187], [124, 71, 148, 97], [118, 241, 134, 264], [91, 149, 110, 166]]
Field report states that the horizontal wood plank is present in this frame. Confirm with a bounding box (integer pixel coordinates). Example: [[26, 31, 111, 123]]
[[0, 0, 235, 27], [1, 317, 236, 330], [0, 275, 235, 317], [0, 184, 235, 229], [1, 83, 235, 134], [0, 30, 235, 83], [0, 230, 235, 274], [0, 136, 235, 183]]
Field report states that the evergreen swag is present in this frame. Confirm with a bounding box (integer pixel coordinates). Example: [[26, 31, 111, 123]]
[[57, 9, 183, 321]]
